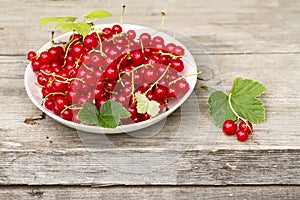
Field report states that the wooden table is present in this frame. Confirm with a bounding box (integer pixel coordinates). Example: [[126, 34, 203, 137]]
[[1, 0, 299, 199]]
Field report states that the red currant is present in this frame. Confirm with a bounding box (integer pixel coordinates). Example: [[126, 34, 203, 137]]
[[170, 59, 184, 72], [222, 120, 237, 135], [131, 50, 145, 66], [239, 121, 253, 134], [27, 51, 36, 61], [39, 51, 51, 64], [55, 96, 69, 110], [127, 30, 136, 40], [236, 130, 249, 141], [83, 34, 99, 50], [112, 24, 122, 34]]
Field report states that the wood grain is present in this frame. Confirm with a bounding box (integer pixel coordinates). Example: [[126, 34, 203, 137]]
[[0, 186, 299, 200], [0, 149, 299, 185]]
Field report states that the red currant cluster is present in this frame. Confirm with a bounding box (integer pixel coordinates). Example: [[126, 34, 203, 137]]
[[222, 120, 253, 142], [27, 24, 190, 125]]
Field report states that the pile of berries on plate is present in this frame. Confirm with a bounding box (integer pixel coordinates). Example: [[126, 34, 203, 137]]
[[27, 24, 190, 125]]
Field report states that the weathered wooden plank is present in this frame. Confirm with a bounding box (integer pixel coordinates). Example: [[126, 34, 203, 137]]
[[0, 0, 300, 54], [0, 149, 299, 185], [0, 186, 299, 200]]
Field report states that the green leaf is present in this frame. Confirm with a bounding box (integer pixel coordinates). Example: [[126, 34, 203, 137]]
[[230, 97, 266, 124], [230, 77, 267, 99], [135, 92, 160, 117], [54, 22, 77, 32], [98, 100, 131, 128], [83, 10, 112, 20], [73, 22, 92, 37], [229, 77, 267, 124], [78, 101, 130, 128], [39, 17, 76, 28], [208, 91, 236, 128], [78, 103, 99, 125], [55, 22, 91, 37]]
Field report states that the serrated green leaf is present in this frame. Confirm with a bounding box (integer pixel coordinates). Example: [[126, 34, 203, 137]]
[[135, 92, 160, 117], [39, 17, 76, 28], [73, 22, 91, 37], [54, 22, 91, 37], [83, 10, 112, 20], [55, 22, 77, 32], [78, 101, 130, 128], [208, 91, 236, 128], [230, 77, 267, 98], [229, 77, 267, 124], [231, 97, 266, 124], [98, 100, 131, 128], [78, 103, 99, 125]]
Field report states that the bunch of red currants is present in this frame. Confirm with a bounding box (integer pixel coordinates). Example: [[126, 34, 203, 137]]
[[222, 120, 253, 142], [27, 24, 190, 125]]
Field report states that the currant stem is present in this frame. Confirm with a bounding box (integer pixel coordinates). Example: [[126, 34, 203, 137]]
[[60, 104, 77, 114], [40, 70, 85, 84], [154, 10, 166, 35], [169, 71, 202, 86], [107, 32, 126, 43], [130, 71, 135, 104], [64, 37, 81, 60], [43, 92, 66, 101], [155, 50, 183, 59], [94, 31, 104, 53], [120, 4, 126, 25]]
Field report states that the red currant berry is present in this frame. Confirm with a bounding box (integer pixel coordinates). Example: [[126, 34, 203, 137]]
[[103, 27, 113, 36], [71, 44, 85, 58], [239, 121, 253, 134], [166, 85, 177, 99], [27, 51, 36, 61], [69, 33, 82, 41], [176, 79, 190, 94], [39, 51, 51, 64], [139, 33, 151, 46], [84, 34, 99, 50], [160, 55, 171, 65], [154, 85, 167, 99], [222, 120, 237, 135], [44, 100, 54, 110], [131, 50, 145, 65], [31, 59, 42, 71], [127, 30, 136, 40], [152, 36, 164, 44], [61, 109, 73, 121], [173, 46, 185, 56], [141, 113, 151, 121], [55, 96, 69, 110], [166, 43, 176, 52], [104, 65, 118, 80], [144, 67, 159, 83], [112, 24, 122, 34], [170, 59, 184, 72], [236, 130, 249, 142]]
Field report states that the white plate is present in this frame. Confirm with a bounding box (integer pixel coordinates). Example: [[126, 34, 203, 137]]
[[24, 24, 197, 134]]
